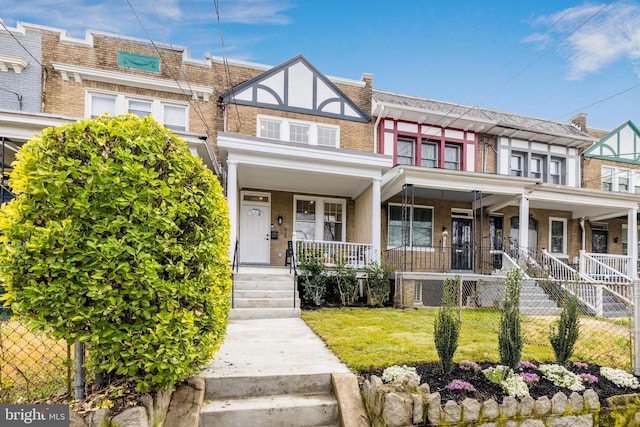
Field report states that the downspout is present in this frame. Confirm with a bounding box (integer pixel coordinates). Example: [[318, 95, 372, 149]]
[[373, 106, 384, 154], [223, 102, 228, 132], [579, 217, 586, 251]]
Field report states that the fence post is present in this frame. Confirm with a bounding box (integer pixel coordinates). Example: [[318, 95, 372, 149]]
[[595, 285, 603, 317], [634, 278, 640, 375], [74, 342, 85, 400]]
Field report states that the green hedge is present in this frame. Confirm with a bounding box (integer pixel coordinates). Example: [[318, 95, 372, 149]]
[[0, 114, 231, 392]]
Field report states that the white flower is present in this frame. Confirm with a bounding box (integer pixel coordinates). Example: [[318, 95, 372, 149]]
[[501, 373, 530, 398], [381, 365, 419, 384], [539, 364, 585, 392], [600, 367, 640, 389]]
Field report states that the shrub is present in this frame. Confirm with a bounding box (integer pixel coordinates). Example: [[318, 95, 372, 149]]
[[334, 258, 358, 306], [434, 276, 461, 374], [499, 269, 523, 368], [0, 114, 231, 392], [298, 249, 327, 306], [364, 261, 393, 307], [549, 280, 580, 366]]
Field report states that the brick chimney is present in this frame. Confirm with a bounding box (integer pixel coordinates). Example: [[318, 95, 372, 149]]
[[571, 113, 588, 132]]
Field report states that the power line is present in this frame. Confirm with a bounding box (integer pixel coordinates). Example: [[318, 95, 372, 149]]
[[213, 0, 241, 132], [0, 20, 45, 69]]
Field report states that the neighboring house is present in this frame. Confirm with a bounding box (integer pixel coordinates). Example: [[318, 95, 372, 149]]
[[2, 19, 639, 316], [582, 120, 640, 269], [373, 91, 639, 313]]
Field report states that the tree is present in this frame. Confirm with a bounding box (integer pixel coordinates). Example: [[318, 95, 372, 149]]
[[434, 276, 461, 374], [0, 114, 231, 392], [499, 269, 523, 368]]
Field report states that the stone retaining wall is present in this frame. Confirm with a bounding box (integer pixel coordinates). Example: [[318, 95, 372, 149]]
[[69, 377, 204, 427], [361, 375, 640, 426]]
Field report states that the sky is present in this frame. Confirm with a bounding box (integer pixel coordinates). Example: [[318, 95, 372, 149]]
[[2, 0, 640, 131]]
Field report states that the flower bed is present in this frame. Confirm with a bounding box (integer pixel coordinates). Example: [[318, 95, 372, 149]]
[[360, 361, 640, 426]]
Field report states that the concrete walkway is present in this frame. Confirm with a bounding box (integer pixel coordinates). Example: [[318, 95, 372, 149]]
[[202, 317, 351, 378]]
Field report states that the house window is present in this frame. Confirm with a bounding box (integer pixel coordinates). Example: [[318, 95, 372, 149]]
[[619, 170, 631, 192], [323, 202, 343, 241], [489, 216, 504, 251], [549, 218, 567, 255], [530, 157, 542, 179], [601, 167, 613, 191], [87, 92, 187, 131], [128, 99, 152, 117], [510, 154, 523, 176], [634, 174, 640, 195], [318, 126, 337, 147], [397, 137, 415, 165], [295, 199, 316, 240], [163, 104, 187, 131], [421, 140, 438, 168], [414, 282, 423, 303], [550, 158, 563, 184], [388, 204, 433, 248], [444, 144, 461, 170], [294, 197, 345, 242], [290, 123, 310, 143], [90, 94, 116, 117], [260, 119, 281, 139]]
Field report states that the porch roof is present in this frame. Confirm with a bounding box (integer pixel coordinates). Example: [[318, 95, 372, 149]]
[[218, 132, 392, 199], [382, 165, 640, 221]]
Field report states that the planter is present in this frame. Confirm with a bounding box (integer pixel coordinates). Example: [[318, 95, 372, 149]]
[[362, 374, 640, 426]]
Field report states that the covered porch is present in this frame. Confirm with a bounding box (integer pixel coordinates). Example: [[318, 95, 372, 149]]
[[218, 132, 391, 268]]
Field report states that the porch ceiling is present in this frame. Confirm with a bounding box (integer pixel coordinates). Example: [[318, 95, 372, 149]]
[[236, 163, 373, 198]]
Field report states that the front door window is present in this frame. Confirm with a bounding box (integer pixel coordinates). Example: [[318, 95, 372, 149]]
[[592, 229, 608, 253], [451, 218, 472, 270]]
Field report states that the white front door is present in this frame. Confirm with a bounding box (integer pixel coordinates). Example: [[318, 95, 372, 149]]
[[240, 199, 271, 264]]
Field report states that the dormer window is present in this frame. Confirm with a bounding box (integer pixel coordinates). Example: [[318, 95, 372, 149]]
[[257, 115, 340, 147]]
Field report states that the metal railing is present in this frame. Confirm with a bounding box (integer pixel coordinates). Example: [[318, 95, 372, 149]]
[[231, 240, 238, 309], [579, 251, 632, 283], [295, 239, 373, 269]]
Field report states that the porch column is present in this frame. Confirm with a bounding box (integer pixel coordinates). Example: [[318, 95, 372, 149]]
[[518, 194, 530, 253], [227, 160, 238, 263], [629, 207, 638, 279], [371, 177, 381, 263]]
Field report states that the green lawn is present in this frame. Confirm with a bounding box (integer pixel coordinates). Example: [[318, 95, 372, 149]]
[[302, 307, 631, 371]]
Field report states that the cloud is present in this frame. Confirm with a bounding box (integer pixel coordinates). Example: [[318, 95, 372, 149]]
[[527, 1, 640, 80], [219, 0, 295, 25]]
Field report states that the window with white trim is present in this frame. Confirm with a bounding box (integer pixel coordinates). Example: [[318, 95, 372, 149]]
[[388, 204, 433, 248], [549, 217, 567, 255], [421, 140, 438, 168], [601, 166, 640, 193], [510, 154, 523, 176], [87, 91, 188, 131], [290, 123, 310, 143], [530, 156, 542, 179], [294, 196, 345, 241], [397, 137, 415, 165], [549, 159, 562, 184], [257, 115, 340, 147], [444, 144, 461, 170], [414, 282, 423, 303]]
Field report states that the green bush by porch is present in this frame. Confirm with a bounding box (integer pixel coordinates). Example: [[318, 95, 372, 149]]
[[0, 114, 231, 393]]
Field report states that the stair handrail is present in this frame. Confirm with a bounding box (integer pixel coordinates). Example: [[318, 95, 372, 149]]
[[541, 250, 594, 283], [230, 239, 239, 309], [580, 251, 633, 284]]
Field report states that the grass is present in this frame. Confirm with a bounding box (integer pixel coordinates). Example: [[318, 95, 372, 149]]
[[0, 319, 71, 403], [302, 307, 631, 371]]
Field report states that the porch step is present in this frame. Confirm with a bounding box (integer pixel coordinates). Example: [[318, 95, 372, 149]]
[[205, 373, 332, 400], [200, 393, 339, 427], [519, 280, 562, 316], [231, 268, 300, 318], [230, 308, 302, 319], [602, 294, 632, 318]]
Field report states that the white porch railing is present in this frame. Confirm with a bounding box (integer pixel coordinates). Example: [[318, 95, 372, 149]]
[[540, 250, 633, 316], [501, 251, 529, 278], [294, 239, 373, 269], [579, 251, 633, 283]]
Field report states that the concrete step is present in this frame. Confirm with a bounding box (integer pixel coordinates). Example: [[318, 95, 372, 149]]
[[229, 307, 301, 320], [205, 373, 332, 400], [233, 297, 300, 309], [200, 393, 339, 427], [234, 289, 298, 299], [520, 307, 563, 316], [233, 280, 295, 291], [234, 272, 294, 282]]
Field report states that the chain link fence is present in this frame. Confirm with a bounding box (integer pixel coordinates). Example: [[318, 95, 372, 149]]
[[0, 316, 73, 403], [407, 276, 633, 370]]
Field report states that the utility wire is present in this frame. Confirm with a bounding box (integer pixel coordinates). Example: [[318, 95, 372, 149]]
[[0, 19, 45, 69], [213, 0, 241, 132]]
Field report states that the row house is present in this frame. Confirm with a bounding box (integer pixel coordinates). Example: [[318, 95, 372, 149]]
[[2, 20, 639, 316]]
